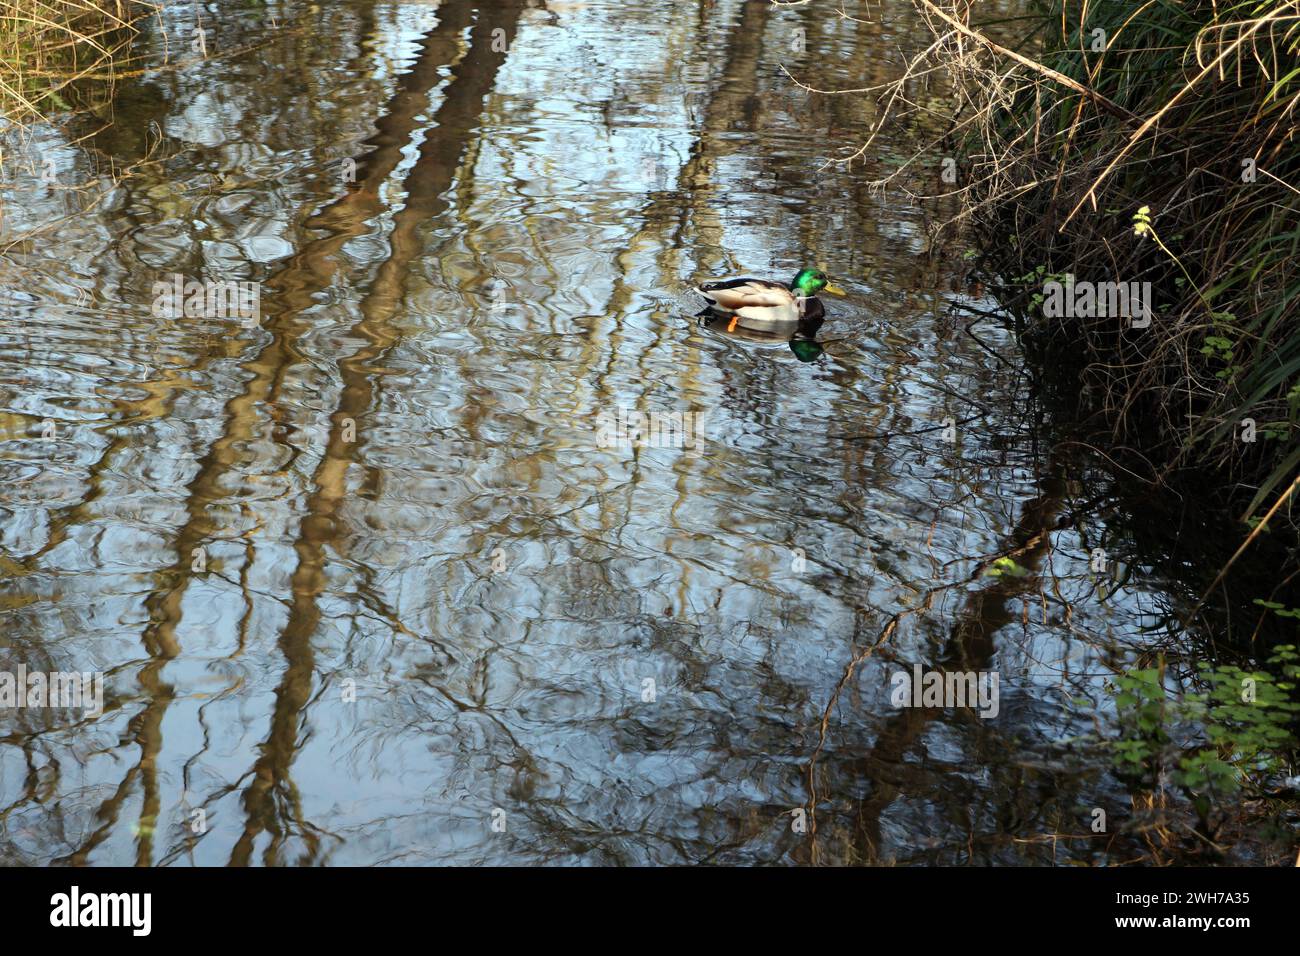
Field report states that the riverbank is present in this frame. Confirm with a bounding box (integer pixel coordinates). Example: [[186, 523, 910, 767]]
[[884, 0, 1300, 860], [900, 0, 1300, 620]]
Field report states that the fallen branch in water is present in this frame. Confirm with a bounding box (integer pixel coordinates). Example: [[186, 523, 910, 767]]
[[1186, 474, 1300, 626]]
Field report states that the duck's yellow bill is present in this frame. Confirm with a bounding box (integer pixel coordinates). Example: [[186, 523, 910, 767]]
[[823, 282, 847, 296]]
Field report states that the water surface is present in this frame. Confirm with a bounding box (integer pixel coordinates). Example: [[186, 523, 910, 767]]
[[0, 0, 1180, 865]]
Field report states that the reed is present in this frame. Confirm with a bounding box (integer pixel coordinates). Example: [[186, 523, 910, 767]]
[[899, 0, 1300, 547], [1, 0, 158, 122]]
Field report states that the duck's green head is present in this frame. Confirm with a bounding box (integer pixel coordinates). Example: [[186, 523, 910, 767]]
[[790, 267, 846, 297]]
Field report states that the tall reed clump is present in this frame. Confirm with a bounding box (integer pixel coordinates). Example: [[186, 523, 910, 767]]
[[1, 0, 158, 122], [908, 0, 1300, 543]]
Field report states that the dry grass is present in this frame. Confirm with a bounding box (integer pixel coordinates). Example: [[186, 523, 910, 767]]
[[1, 0, 159, 122], [856, 0, 1300, 555]]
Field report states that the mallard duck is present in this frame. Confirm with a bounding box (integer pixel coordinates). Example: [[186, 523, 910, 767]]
[[695, 267, 845, 332]]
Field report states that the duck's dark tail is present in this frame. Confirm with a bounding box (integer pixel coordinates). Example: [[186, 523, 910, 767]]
[[693, 282, 729, 310]]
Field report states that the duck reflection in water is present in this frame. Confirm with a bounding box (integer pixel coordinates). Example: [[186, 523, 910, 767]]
[[697, 309, 825, 362]]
